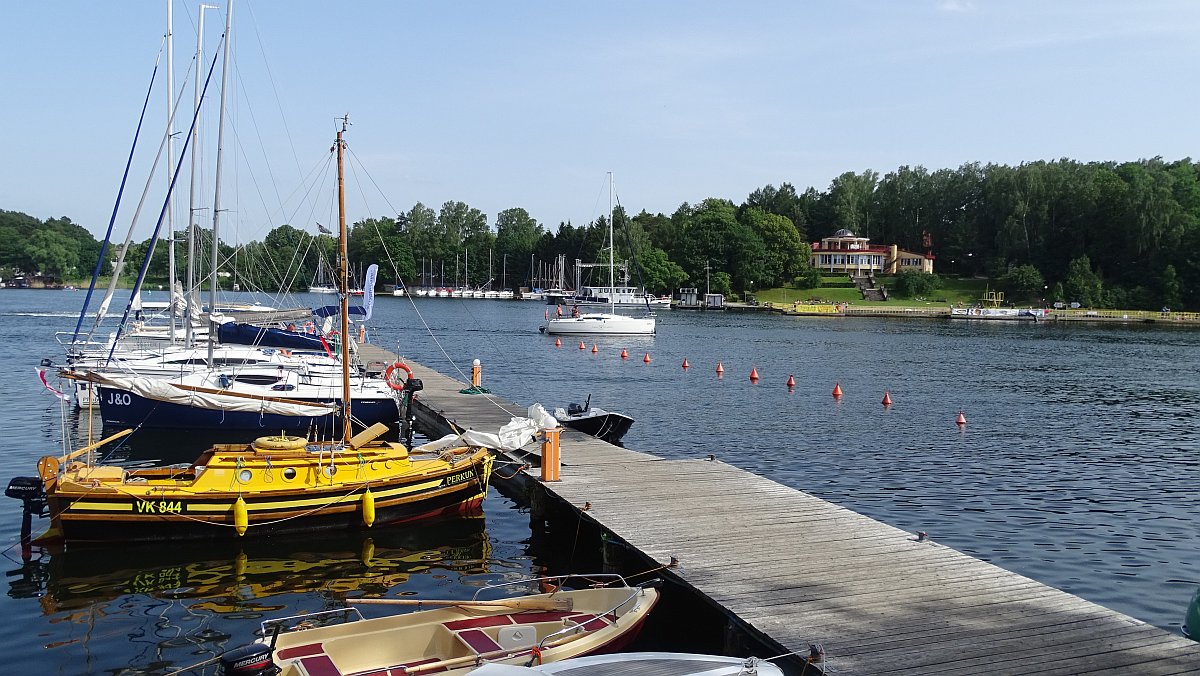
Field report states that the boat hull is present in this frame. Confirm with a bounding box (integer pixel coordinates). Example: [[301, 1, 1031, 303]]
[[44, 450, 493, 543], [95, 385, 398, 431], [543, 314, 655, 336], [560, 413, 634, 444]]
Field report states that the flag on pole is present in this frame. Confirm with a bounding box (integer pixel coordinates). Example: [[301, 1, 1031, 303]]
[[317, 222, 332, 234], [363, 264, 378, 320], [36, 368, 71, 402]]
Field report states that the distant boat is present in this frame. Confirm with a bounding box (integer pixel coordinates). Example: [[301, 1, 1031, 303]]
[[554, 395, 634, 444], [542, 173, 655, 336]]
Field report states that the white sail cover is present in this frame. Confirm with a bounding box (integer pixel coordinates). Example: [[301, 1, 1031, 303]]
[[89, 372, 338, 417], [416, 415, 542, 453]]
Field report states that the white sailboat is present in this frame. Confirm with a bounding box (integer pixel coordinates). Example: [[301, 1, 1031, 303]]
[[542, 174, 655, 336]]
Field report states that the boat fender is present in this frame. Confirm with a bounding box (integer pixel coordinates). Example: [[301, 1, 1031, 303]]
[[233, 496, 249, 537], [218, 643, 276, 676], [252, 435, 308, 452], [383, 362, 414, 391], [362, 489, 376, 527]]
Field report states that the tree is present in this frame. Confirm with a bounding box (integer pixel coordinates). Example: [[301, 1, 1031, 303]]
[[495, 207, 543, 287], [635, 247, 687, 294], [827, 170, 879, 235], [999, 264, 1045, 303], [892, 270, 941, 298], [26, 229, 79, 277], [1063, 256, 1104, 307], [740, 207, 807, 287]]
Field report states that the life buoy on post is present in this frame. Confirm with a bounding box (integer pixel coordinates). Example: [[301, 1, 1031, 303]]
[[384, 361, 414, 391]]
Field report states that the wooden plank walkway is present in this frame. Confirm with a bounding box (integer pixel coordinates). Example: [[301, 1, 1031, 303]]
[[360, 344, 1200, 675]]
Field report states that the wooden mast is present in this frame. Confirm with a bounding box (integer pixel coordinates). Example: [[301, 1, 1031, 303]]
[[336, 115, 352, 445]]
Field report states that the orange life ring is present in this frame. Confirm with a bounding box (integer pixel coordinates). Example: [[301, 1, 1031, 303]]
[[383, 361, 414, 391]]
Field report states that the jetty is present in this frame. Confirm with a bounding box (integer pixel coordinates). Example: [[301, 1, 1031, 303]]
[[360, 343, 1200, 674]]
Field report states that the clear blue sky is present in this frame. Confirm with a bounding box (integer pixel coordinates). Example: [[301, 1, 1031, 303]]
[[3, 1, 1198, 244]]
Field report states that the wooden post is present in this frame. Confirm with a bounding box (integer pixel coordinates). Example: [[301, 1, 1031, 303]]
[[541, 426, 561, 482], [472, 358, 482, 388]]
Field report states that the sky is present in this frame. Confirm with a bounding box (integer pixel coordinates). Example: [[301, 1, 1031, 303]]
[[3, 0, 1199, 244]]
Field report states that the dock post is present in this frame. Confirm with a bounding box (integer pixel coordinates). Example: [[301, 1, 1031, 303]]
[[541, 426, 561, 482], [472, 359, 482, 388]]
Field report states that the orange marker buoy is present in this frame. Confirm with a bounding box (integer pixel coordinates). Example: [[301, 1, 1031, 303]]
[[882, 391, 893, 407], [682, 358, 690, 369], [956, 410, 967, 426], [786, 374, 796, 388], [749, 367, 760, 382], [832, 383, 843, 398], [555, 338, 561, 347], [621, 349, 628, 360], [716, 361, 724, 375], [591, 344, 598, 354], [643, 353, 651, 363]]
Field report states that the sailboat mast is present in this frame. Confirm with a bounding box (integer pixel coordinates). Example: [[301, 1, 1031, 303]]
[[336, 116, 352, 445], [207, 0, 233, 367], [165, 0, 177, 341], [608, 172, 615, 313], [186, 4, 217, 349]]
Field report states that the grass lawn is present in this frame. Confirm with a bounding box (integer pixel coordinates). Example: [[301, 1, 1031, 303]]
[[751, 277, 994, 308]]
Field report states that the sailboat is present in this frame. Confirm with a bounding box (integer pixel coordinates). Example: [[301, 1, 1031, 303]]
[[308, 256, 338, 294], [541, 173, 655, 335], [6, 117, 494, 542]]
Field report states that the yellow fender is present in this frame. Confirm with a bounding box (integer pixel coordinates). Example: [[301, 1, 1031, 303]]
[[234, 496, 248, 536], [362, 489, 376, 527]]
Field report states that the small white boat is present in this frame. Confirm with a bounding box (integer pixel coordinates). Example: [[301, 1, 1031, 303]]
[[542, 311, 655, 335], [468, 652, 784, 676], [218, 575, 661, 676]]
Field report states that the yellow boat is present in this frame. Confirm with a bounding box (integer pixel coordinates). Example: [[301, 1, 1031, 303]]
[[219, 575, 662, 676], [17, 424, 491, 543]]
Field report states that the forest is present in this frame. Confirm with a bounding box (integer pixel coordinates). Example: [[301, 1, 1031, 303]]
[[2, 156, 1196, 310]]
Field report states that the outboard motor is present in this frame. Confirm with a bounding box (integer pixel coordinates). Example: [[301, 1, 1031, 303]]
[[566, 402, 584, 416], [218, 643, 279, 676], [7, 477, 47, 560]]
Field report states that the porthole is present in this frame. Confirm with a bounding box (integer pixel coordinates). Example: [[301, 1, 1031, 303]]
[[282, 467, 297, 481], [323, 465, 338, 477], [238, 469, 253, 483]]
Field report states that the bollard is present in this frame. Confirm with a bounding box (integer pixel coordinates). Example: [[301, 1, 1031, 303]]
[[541, 426, 561, 482], [472, 359, 482, 388]]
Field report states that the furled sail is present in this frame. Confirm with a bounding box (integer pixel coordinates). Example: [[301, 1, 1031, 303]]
[[84, 372, 338, 417]]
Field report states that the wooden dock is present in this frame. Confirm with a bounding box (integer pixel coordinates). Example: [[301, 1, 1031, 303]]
[[359, 343, 1200, 675]]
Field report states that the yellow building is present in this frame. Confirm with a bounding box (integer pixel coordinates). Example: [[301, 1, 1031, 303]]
[[810, 229, 934, 275]]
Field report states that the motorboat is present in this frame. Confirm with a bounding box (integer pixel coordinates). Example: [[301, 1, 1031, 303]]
[[554, 395, 634, 444], [467, 652, 785, 676], [217, 574, 661, 676]]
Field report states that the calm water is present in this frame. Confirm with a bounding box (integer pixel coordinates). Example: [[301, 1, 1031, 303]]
[[1, 289, 1198, 673]]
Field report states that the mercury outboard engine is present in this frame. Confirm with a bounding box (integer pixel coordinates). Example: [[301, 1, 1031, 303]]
[[218, 643, 278, 676], [6, 477, 47, 549]]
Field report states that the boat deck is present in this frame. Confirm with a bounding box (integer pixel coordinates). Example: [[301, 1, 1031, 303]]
[[359, 343, 1200, 675]]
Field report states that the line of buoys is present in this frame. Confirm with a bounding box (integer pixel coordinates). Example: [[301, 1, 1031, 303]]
[[749, 367, 760, 382], [956, 410, 967, 426], [643, 353, 651, 363], [554, 337, 561, 347], [621, 348, 628, 360], [591, 344, 598, 354], [716, 361, 725, 375], [832, 382, 843, 399], [682, 358, 690, 369], [882, 391, 893, 407], [786, 374, 796, 389]]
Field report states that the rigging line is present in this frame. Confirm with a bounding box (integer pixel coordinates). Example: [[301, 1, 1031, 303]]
[[231, 71, 287, 225], [241, 0, 303, 176], [106, 30, 226, 366], [72, 40, 165, 346]]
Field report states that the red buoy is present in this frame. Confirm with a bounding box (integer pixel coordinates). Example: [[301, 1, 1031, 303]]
[[544, 308, 548, 320], [591, 344, 598, 354], [716, 361, 725, 375], [643, 353, 651, 363], [786, 374, 796, 388], [749, 367, 760, 382], [832, 383, 843, 398], [554, 338, 561, 348], [621, 349, 628, 360], [882, 391, 893, 407], [579, 341, 586, 350], [682, 358, 690, 369], [956, 410, 967, 426]]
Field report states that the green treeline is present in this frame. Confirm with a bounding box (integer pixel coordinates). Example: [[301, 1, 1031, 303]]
[[4, 156, 1197, 310]]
